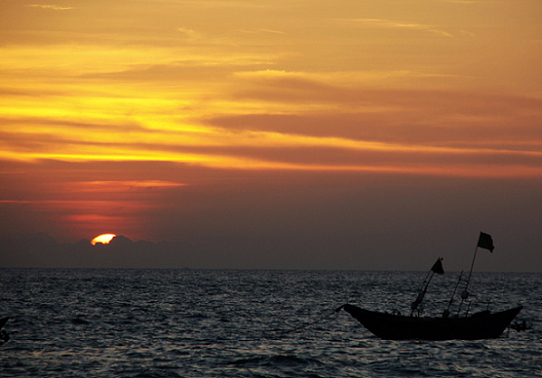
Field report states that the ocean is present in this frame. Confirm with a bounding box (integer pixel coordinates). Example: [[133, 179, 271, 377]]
[[1, 269, 540, 377]]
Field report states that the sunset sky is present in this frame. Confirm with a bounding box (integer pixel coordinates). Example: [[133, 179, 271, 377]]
[[1, 0, 541, 271]]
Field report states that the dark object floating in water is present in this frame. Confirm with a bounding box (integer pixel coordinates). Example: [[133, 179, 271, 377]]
[[510, 320, 532, 332], [341, 232, 523, 340], [0, 317, 9, 343], [341, 304, 522, 340]]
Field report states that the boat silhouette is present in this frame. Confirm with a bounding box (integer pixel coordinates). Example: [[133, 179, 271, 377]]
[[341, 233, 523, 340]]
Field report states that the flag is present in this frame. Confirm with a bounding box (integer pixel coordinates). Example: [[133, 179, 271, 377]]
[[431, 258, 444, 274], [477, 232, 494, 252]]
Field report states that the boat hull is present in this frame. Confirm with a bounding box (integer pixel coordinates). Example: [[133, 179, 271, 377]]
[[343, 304, 522, 340]]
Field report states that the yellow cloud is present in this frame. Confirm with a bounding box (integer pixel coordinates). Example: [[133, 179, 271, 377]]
[[0, 0, 540, 181], [26, 4, 74, 11], [341, 18, 454, 37]]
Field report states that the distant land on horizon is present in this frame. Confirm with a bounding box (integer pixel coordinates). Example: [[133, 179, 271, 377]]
[[0, 232, 194, 270], [1, 232, 540, 273]]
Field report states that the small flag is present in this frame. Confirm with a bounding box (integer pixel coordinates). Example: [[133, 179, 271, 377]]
[[431, 258, 445, 274], [477, 232, 494, 252]]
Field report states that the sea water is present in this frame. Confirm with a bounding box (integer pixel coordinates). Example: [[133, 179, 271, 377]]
[[1, 269, 541, 377]]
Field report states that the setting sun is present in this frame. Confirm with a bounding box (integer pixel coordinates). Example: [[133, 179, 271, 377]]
[[91, 234, 117, 245], [0, 0, 540, 273]]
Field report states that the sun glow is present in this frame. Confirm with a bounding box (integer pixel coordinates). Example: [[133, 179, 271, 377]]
[[91, 234, 117, 245], [0, 0, 540, 260]]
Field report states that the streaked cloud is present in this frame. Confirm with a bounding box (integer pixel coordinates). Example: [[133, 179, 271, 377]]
[[26, 4, 74, 11], [341, 18, 454, 37], [0, 0, 541, 262], [258, 29, 287, 35], [177, 27, 203, 42], [64, 180, 187, 192]]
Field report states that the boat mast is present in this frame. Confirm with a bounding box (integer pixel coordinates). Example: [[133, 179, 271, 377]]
[[443, 270, 463, 317], [456, 245, 478, 315], [456, 232, 494, 315], [411, 257, 443, 316], [465, 244, 479, 294]]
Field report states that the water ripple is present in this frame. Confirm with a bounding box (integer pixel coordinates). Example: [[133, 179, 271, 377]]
[[0, 269, 540, 377]]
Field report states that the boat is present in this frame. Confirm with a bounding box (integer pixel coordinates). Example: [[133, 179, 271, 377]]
[[341, 304, 522, 340], [340, 232, 523, 340]]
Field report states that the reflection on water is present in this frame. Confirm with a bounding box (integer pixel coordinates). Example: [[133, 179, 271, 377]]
[[1, 269, 540, 377]]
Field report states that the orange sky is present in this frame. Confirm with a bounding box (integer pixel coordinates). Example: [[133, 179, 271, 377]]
[[1, 1, 541, 270]]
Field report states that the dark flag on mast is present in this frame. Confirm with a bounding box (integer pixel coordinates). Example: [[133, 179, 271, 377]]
[[431, 258, 445, 274], [477, 232, 495, 252]]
